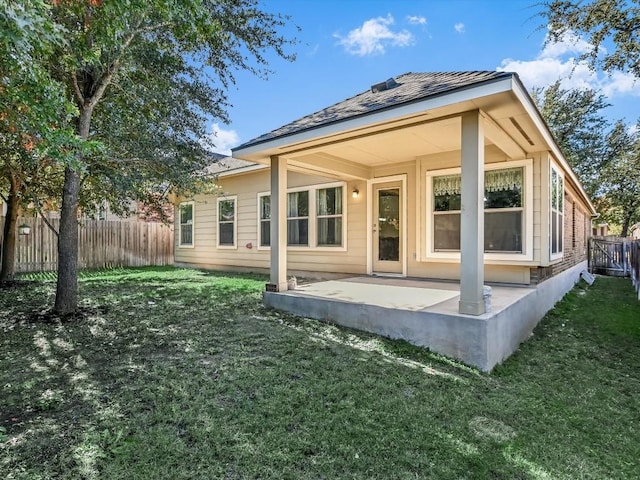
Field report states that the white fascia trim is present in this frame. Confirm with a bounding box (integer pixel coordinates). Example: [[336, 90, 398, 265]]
[[511, 77, 596, 214], [233, 77, 514, 159]]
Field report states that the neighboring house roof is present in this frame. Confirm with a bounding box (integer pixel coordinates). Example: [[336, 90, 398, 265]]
[[203, 154, 257, 175], [234, 71, 512, 150]]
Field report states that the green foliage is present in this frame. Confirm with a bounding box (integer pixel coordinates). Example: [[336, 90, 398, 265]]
[[44, 0, 298, 217], [532, 81, 640, 234], [0, 0, 80, 211], [540, 0, 640, 78], [596, 121, 640, 235], [9, 1, 298, 311], [531, 80, 610, 196]]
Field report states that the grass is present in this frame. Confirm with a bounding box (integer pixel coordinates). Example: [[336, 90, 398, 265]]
[[1, 267, 639, 479]]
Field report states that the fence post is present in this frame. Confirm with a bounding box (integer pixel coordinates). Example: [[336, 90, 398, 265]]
[[622, 241, 627, 277]]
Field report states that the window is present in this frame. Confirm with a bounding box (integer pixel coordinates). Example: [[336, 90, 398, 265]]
[[217, 197, 236, 247], [433, 175, 461, 251], [257, 182, 346, 250], [287, 190, 309, 246], [179, 202, 194, 247], [550, 165, 564, 258], [317, 186, 343, 246], [259, 194, 270, 247], [484, 168, 524, 253], [431, 166, 525, 253]]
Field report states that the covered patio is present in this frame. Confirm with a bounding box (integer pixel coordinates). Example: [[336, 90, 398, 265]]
[[264, 262, 585, 371], [229, 72, 593, 371], [232, 73, 562, 317]]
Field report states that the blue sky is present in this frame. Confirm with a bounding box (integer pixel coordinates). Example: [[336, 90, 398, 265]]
[[205, 0, 640, 155]]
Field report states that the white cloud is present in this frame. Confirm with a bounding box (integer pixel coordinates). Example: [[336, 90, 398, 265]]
[[497, 30, 640, 98], [538, 30, 593, 58], [407, 15, 427, 25], [335, 14, 414, 56], [201, 123, 239, 156], [602, 70, 640, 97], [499, 56, 597, 91], [454, 22, 465, 34]]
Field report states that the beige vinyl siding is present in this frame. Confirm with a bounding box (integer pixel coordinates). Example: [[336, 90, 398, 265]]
[[532, 152, 544, 264], [175, 169, 367, 276], [174, 145, 589, 285]]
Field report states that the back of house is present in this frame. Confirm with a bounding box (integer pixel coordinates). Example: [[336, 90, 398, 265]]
[[173, 71, 594, 290]]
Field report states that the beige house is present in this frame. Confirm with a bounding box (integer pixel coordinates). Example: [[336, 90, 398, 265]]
[[174, 72, 596, 370]]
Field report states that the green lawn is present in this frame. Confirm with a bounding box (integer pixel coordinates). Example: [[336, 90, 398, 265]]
[[1, 267, 639, 479]]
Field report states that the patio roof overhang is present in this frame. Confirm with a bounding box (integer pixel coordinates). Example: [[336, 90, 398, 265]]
[[232, 74, 595, 214]]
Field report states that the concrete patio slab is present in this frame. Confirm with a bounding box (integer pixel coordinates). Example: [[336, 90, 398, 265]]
[[294, 280, 460, 311]]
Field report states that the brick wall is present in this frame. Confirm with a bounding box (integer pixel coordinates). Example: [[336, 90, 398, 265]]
[[531, 192, 590, 284], [552, 193, 589, 275]]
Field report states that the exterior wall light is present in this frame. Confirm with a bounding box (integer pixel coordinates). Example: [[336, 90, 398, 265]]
[[352, 188, 359, 199], [18, 224, 31, 235]]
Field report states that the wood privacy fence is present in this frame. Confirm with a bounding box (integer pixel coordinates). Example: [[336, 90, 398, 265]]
[[589, 237, 632, 277], [0, 217, 174, 273], [589, 237, 640, 299]]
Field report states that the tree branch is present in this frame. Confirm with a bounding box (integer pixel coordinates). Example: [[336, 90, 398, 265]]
[[86, 27, 140, 109], [37, 207, 59, 238], [72, 73, 85, 106]]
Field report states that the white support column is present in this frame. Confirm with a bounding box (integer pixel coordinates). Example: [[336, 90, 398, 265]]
[[459, 111, 486, 315], [269, 155, 288, 292]]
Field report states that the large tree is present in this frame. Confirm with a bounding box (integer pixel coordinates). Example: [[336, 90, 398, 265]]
[[540, 0, 640, 77], [532, 82, 640, 236], [0, 0, 76, 281], [531, 80, 610, 196], [597, 121, 640, 237], [44, 0, 296, 314]]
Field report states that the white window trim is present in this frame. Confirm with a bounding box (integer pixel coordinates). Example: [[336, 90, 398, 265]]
[[550, 162, 564, 261], [256, 181, 347, 252], [286, 185, 311, 248], [257, 192, 271, 249], [424, 159, 534, 262], [178, 201, 195, 249], [216, 196, 237, 249], [316, 184, 347, 248]]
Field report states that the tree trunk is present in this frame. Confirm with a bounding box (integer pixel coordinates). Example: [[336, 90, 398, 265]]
[[0, 176, 20, 282], [621, 213, 632, 238], [54, 166, 80, 313], [54, 106, 92, 314]]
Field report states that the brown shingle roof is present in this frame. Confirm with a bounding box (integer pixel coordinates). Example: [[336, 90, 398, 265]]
[[234, 71, 513, 151]]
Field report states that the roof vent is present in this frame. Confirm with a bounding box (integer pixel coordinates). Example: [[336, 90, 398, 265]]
[[371, 77, 399, 93]]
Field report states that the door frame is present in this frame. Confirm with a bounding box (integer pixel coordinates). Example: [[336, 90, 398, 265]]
[[366, 174, 407, 276]]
